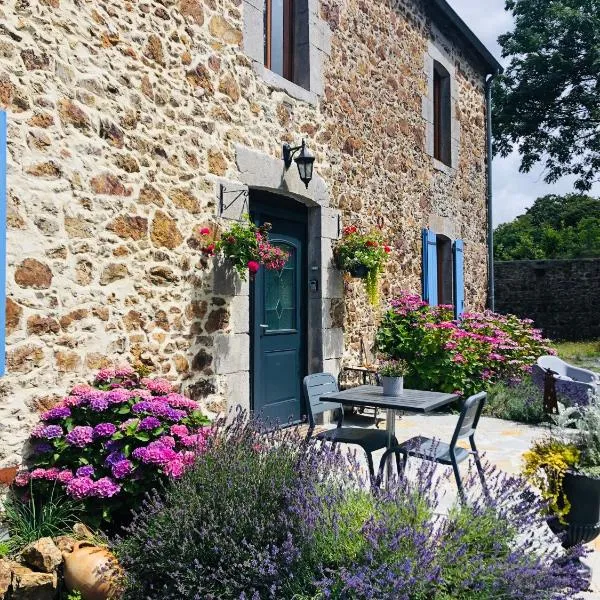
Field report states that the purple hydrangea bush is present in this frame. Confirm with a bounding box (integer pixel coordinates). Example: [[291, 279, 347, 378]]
[[13, 365, 211, 528], [114, 414, 589, 600]]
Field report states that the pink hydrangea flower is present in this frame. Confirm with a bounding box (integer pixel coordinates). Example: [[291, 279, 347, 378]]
[[66, 476, 94, 500], [57, 470, 74, 483], [170, 424, 189, 438], [71, 384, 93, 396], [63, 395, 84, 407], [111, 459, 135, 480], [107, 389, 130, 404], [95, 368, 116, 382], [94, 423, 117, 438], [142, 378, 173, 395], [14, 471, 30, 486], [92, 477, 121, 498], [164, 459, 185, 479], [115, 365, 135, 378], [66, 426, 94, 447]]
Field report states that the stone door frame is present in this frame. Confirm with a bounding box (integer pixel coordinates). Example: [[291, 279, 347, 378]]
[[211, 145, 343, 414]]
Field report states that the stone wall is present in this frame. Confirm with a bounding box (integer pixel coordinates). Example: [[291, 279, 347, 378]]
[[495, 259, 600, 341], [0, 0, 490, 469]]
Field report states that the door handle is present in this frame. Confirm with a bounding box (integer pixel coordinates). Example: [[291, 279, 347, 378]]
[[259, 324, 269, 329]]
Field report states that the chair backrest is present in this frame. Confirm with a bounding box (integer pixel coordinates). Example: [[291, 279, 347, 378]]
[[450, 391, 487, 447], [538, 355, 568, 377], [303, 373, 342, 429]]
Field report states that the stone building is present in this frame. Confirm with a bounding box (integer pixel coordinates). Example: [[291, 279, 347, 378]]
[[0, 0, 500, 469]]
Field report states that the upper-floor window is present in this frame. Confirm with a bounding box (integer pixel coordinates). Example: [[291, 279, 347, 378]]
[[433, 61, 452, 166], [264, 0, 310, 89]]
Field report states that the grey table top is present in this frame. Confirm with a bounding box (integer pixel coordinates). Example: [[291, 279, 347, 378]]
[[320, 385, 458, 413]]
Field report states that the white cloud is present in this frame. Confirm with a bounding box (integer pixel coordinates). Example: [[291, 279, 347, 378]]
[[445, 0, 600, 225]]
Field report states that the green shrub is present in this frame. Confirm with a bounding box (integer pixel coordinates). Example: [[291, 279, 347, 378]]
[[375, 292, 554, 398], [484, 376, 546, 424]]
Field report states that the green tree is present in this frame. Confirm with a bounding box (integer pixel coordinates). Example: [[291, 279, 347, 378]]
[[494, 194, 600, 260], [493, 0, 600, 191]]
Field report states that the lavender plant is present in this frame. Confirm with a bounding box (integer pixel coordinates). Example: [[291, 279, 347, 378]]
[[114, 414, 589, 600]]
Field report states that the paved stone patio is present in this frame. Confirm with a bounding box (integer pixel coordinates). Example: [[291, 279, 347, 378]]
[[339, 411, 600, 598]]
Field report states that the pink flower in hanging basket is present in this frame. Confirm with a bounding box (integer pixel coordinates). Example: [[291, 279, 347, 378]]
[[247, 260, 260, 275]]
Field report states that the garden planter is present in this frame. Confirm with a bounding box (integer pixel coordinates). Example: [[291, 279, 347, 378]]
[[381, 376, 404, 396], [547, 471, 600, 548], [63, 541, 122, 600], [348, 264, 369, 278]]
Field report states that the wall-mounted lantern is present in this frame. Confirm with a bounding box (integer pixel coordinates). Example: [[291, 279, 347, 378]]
[[282, 139, 315, 189]]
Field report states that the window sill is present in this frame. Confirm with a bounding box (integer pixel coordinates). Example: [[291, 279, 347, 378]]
[[252, 62, 318, 106], [432, 157, 456, 176]]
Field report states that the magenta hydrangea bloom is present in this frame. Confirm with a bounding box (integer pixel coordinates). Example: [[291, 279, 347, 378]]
[[164, 459, 185, 479], [141, 377, 173, 395], [132, 441, 177, 466], [66, 426, 94, 447], [159, 436, 176, 448], [93, 477, 121, 498], [94, 423, 117, 438], [170, 424, 189, 438], [76, 465, 95, 478], [115, 365, 135, 378], [164, 394, 199, 410], [107, 389, 130, 404], [66, 476, 94, 500], [63, 395, 84, 408], [30, 468, 48, 480], [57, 469, 74, 483], [95, 368, 116, 382], [111, 459, 134, 480], [71, 384, 93, 396], [41, 406, 71, 421], [138, 416, 161, 431], [14, 471, 30, 486], [89, 394, 110, 412], [129, 389, 152, 400]]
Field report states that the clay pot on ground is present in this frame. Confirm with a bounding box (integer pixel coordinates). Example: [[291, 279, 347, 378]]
[[62, 541, 122, 600]]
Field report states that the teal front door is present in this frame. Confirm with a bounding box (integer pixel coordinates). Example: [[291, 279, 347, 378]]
[[251, 192, 307, 425]]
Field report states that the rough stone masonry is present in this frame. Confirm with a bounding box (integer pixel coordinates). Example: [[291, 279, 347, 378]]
[[0, 0, 490, 469]]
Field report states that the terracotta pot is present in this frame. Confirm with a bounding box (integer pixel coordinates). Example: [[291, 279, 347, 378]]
[[62, 541, 122, 600]]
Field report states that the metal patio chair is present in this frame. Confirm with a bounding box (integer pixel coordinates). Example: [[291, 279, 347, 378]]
[[376, 391, 487, 499], [303, 372, 399, 485]]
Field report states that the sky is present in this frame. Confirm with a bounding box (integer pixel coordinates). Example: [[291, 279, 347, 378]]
[[446, 0, 600, 225]]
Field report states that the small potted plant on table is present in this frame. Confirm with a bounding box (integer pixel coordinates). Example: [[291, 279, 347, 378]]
[[523, 395, 600, 547], [378, 358, 409, 396]]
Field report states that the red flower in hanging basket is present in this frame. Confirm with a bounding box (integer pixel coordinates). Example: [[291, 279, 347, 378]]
[[365, 240, 379, 247], [202, 243, 216, 256], [343, 225, 358, 235], [247, 260, 260, 275], [384, 245, 392, 253], [199, 227, 211, 236]]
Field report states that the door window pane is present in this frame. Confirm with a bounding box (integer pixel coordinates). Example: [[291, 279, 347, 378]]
[[264, 244, 296, 331]]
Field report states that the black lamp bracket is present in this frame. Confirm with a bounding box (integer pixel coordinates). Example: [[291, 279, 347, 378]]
[[282, 139, 306, 169], [218, 184, 249, 220]]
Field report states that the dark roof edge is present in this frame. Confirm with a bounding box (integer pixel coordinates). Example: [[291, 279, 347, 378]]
[[429, 0, 504, 75]]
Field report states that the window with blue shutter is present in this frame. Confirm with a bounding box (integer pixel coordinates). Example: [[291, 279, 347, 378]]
[[422, 228, 438, 306], [0, 111, 7, 375], [453, 239, 465, 319]]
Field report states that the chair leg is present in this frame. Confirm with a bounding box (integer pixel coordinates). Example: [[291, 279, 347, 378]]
[[470, 439, 490, 500], [450, 453, 466, 504], [366, 451, 376, 487]]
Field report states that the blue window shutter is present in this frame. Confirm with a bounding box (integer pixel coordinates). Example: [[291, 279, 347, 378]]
[[422, 228, 438, 306], [453, 239, 465, 318], [0, 112, 6, 375]]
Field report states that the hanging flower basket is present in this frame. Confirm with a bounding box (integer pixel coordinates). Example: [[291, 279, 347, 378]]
[[333, 225, 391, 305], [200, 216, 289, 281]]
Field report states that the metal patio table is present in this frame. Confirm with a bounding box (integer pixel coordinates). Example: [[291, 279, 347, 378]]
[[319, 385, 458, 476]]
